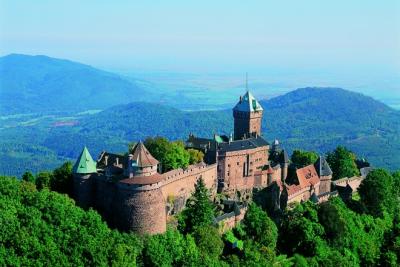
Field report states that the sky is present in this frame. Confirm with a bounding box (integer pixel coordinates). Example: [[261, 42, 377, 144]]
[[0, 0, 399, 101]]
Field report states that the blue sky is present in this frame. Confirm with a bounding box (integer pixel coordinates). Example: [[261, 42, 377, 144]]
[[1, 0, 399, 74]]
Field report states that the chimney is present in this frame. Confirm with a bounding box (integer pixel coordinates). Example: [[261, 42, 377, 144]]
[[105, 155, 109, 166], [116, 157, 119, 166], [239, 96, 243, 103]]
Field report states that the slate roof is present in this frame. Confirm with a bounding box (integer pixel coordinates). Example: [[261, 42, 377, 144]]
[[314, 156, 333, 176], [73, 146, 97, 174], [131, 142, 159, 167], [233, 91, 263, 112], [97, 152, 127, 169], [217, 136, 269, 152], [282, 150, 290, 163], [186, 136, 216, 150]]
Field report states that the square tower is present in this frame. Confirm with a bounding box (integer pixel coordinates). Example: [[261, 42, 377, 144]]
[[233, 91, 264, 140]]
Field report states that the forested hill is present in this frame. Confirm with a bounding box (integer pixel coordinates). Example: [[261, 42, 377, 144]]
[[1, 87, 399, 176], [262, 87, 400, 169], [0, 54, 145, 114]]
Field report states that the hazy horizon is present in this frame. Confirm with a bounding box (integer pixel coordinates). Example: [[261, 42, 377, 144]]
[[1, 1, 399, 105]]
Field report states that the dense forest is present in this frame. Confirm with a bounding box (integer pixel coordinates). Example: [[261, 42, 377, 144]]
[[1, 147, 400, 266]]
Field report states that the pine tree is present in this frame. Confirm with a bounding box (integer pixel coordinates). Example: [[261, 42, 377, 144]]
[[179, 178, 214, 233]]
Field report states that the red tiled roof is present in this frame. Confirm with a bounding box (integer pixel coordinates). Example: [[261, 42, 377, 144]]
[[296, 165, 320, 188], [131, 142, 159, 167], [286, 184, 303, 196]]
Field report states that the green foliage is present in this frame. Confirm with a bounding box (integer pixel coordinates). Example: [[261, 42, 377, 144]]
[[224, 231, 244, 250], [358, 169, 398, 218], [242, 203, 278, 250], [142, 229, 208, 267], [35, 171, 53, 190], [291, 150, 319, 168], [187, 148, 204, 164], [193, 226, 224, 259], [51, 161, 73, 195], [318, 197, 390, 265], [279, 201, 325, 257], [21, 171, 35, 183], [178, 178, 215, 233], [326, 146, 360, 180], [144, 137, 190, 172], [0, 175, 143, 266]]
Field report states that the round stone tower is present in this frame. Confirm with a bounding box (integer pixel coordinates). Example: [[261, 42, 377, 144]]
[[116, 141, 166, 235], [116, 182, 166, 235], [72, 146, 97, 209]]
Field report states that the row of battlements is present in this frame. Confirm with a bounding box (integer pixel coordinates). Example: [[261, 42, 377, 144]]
[[333, 176, 364, 187], [162, 163, 217, 186]]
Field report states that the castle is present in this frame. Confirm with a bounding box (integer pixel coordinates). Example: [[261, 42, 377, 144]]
[[72, 91, 368, 235]]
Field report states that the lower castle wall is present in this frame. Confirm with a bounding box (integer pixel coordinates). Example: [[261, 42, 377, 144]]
[[161, 163, 217, 214], [94, 176, 116, 221], [216, 206, 247, 233], [73, 174, 95, 208], [116, 184, 166, 235], [334, 176, 364, 192]]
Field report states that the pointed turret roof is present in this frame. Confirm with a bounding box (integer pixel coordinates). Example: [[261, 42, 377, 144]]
[[131, 142, 159, 167], [73, 146, 97, 174], [233, 91, 263, 112], [314, 156, 333, 177]]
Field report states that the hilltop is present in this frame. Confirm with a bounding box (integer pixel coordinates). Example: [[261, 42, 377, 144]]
[[0, 54, 146, 114], [262, 87, 400, 168]]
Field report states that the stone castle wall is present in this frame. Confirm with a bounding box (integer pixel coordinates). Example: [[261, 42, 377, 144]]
[[161, 163, 217, 214], [73, 163, 218, 234], [215, 206, 247, 233], [73, 173, 95, 209], [116, 183, 166, 234], [333, 176, 364, 192], [93, 176, 116, 222], [218, 146, 268, 197]]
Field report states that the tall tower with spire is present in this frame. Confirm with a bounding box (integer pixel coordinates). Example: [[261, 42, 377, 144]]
[[233, 91, 264, 140], [72, 146, 97, 208]]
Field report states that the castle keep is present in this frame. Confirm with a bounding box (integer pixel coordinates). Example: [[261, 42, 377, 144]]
[[73, 91, 367, 235]]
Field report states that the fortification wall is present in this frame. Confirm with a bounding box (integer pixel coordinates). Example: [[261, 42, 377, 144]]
[[161, 163, 217, 214], [73, 173, 95, 208], [215, 206, 247, 233], [116, 183, 166, 235], [333, 176, 364, 192], [94, 175, 116, 220], [220, 146, 268, 193]]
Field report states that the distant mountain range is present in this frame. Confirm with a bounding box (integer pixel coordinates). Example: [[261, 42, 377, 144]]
[[0, 54, 146, 114], [0, 54, 399, 176]]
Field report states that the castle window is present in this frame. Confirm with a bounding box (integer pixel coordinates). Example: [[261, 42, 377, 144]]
[[227, 171, 230, 176], [228, 164, 230, 167]]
